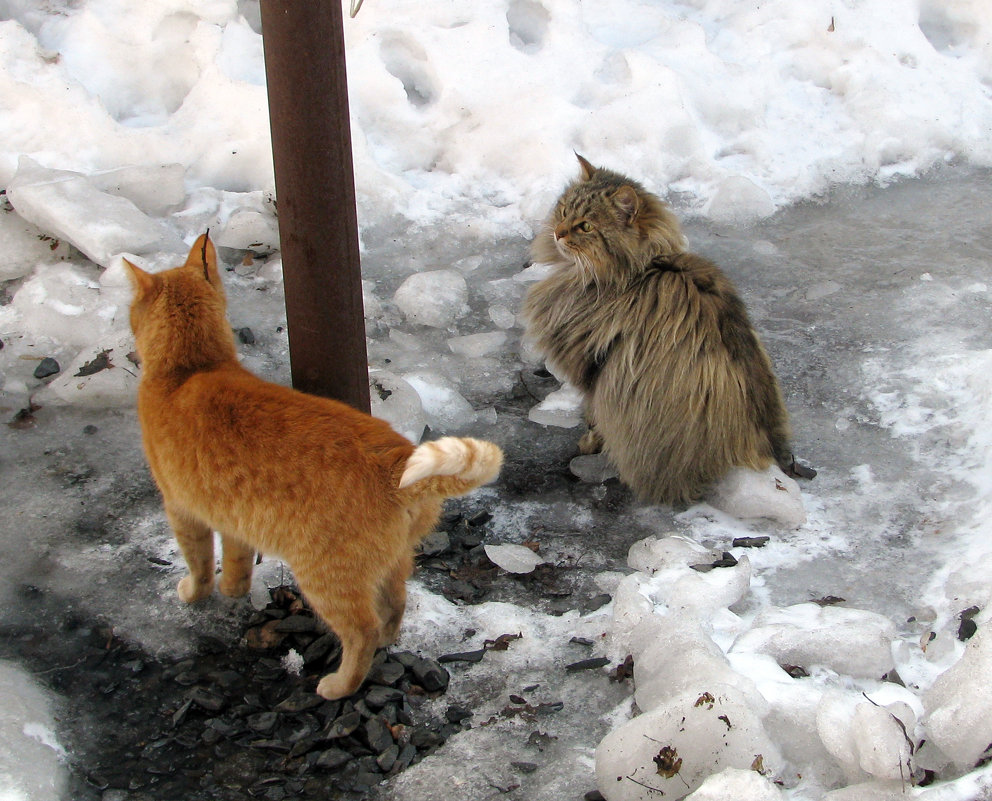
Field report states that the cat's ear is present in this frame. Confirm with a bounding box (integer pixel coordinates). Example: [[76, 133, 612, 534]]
[[184, 232, 222, 289], [612, 185, 640, 225], [575, 153, 597, 181], [123, 258, 160, 299]]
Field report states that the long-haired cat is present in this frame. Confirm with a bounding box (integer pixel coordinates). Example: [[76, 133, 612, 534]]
[[125, 234, 502, 699], [523, 155, 793, 505]]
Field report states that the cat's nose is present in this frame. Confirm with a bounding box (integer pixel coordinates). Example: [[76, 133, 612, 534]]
[[553, 223, 568, 241]]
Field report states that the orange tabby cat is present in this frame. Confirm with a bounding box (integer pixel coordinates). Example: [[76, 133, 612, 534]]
[[125, 234, 502, 700]]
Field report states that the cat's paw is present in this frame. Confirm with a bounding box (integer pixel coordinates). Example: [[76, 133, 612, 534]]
[[578, 428, 604, 454], [218, 574, 251, 598], [177, 575, 213, 603], [316, 672, 359, 701]]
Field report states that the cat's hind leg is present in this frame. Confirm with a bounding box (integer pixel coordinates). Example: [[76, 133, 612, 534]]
[[166, 504, 215, 603], [301, 580, 381, 700], [218, 534, 255, 598], [377, 552, 413, 647]]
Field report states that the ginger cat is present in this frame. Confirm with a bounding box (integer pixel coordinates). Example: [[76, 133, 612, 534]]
[[125, 234, 502, 700]]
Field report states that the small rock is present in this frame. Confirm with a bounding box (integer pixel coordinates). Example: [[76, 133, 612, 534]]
[[565, 657, 610, 673], [418, 529, 450, 557], [189, 688, 226, 712], [511, 761, 538, 773], [377, 744, 400, 772], [33, 357, 60, 379], [275, 692, 324, 713], [365, 685, 405, 708], [324, 710, 362, 739], [437, 649, 487, 664], [247, 711, 279, 733], [445, 704, 472, 723], [236, 327, 256, 345], [366, 660, 405, 686], [315, 748, 352, 770], [365, 717, 394, 753], [411, 657, 450, 692]]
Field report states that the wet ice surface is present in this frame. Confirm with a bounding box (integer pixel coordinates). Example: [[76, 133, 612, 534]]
[[1, 166, 992, 799]]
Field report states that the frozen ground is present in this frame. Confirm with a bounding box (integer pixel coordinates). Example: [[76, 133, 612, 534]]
[[4, 166, 992, 801]]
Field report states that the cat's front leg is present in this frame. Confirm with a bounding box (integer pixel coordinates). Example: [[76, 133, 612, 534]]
[[166, 503, 215, 603], [578, 409, 604, 454], [218, 534, 255, 597]]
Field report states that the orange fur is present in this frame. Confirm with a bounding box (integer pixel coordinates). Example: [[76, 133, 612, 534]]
[[125, 235, 502, 700]]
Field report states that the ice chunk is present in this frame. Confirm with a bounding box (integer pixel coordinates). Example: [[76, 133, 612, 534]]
[[731, 603, 896, 678], [924, 623, 992, 768], [595, 684, 780, 800], [816, 690, 869, 784], [488, 303, 517, 329], [627, 535, 713, 575], [88, 164, 186, 216], [528, 383, 584, 428], [819, 781, 910, 801], [6, 157, 184, 266], [641, 552, 753, 616], [369, 371, 426, 443], [569, 452, 619, 483], [402, 371, 477, 432], [12, 262, 129, 349], [705, 176, 776, 224], [447, 330, 506, 357], [392, 269, 468, 328], [683, 767, 784, 800], [631, 615, 766, 715], [484, 543, 544, 574], [39, 333, 139, 408], [213, 207, 279, 253], [609, 573, 656, 657], [362, 280, 383, 320], [851, 700, 914, 780], [0, 660, 67, 801], [0, 208, 71, 281], [707, 465, 806, 527]]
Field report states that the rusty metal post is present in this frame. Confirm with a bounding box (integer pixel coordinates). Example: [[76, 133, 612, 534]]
[[260, 0, 370, 413]]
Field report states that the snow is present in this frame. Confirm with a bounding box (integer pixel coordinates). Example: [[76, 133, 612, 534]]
[[2, 0, 992, 799]]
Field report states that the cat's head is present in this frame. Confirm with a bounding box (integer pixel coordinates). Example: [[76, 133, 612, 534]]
[[533, 154, 687, 286], [124, 233, 236, 374]]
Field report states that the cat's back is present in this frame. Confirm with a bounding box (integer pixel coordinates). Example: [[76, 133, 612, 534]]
[[140, 363, 412, 494]]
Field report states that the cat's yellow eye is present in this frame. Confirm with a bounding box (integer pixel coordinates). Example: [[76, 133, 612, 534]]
[[577, 221, 593, 233]]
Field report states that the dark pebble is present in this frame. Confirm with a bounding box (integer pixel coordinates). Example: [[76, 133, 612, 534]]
[[376, 744, 400, 772], [236, 327, 256, 345], [958, 618, 978, 641], [585, 792, 607, 801], [189, 688, 226, 712], [733, 536, 771, 548], [364, 685, 405, 708], [445, 704, 472, 723], [565, 657, 610, 672], [324, 710, 362, 739], [411, 657, 449, 692], [82, 424, 98, 435], [437, 649, 487, 664], [509, 694, 526, 704], [247, 711, 279, 733], [366, 659, 405, 686], [582, 594, 612, 612], [315, 748, 352, 771], [365, 717, 394, 753], [511, 761, 538, 773], [467, 511, 493, 527], [275, 692, 324, 713], [395, 743, 418, 771], [273, 614, 319, 634], [33, 357, 60, 379]]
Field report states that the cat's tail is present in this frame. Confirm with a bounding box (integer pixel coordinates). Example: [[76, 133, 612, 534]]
[[397, 437, 503, 498]]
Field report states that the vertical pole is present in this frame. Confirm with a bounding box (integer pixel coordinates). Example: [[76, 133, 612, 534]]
[[260, 0, 370, 413]]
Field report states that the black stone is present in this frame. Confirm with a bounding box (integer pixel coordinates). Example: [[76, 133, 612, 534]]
[[364, 717, 394, 753], [511, 761, 538, 773], [564, 657, 610, 672], [189, 688, 226, 712], [366, 659, 405, 686], [376, 743, 400, 772], [236, 327, 256, 345], [33, 357, 60, 379], [247, 711, 278, 733], [445, 704, 472, 723], [364, 685, 404, 708], [274, 692, 324, 713], [323, 710, 362, 739], [437, 649, 487, 664], [315, 747, 352, 770], [411, 657, 450, 692]]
